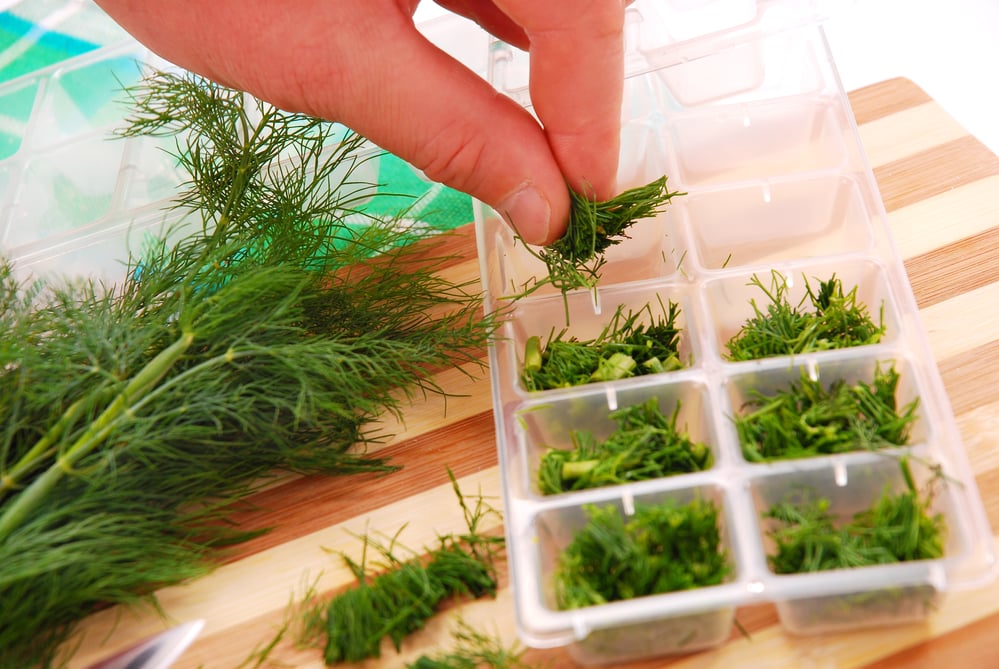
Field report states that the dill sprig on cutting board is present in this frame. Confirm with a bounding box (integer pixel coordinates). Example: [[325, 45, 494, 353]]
[[521, 297, 683, 391], [766, 460, 946, 574], [726, 272, 886, 361], [0, 71, 497, 668], [538, 397, 711, 494], [553, 498, 730, 610], [735, 363, 919, 462], [291, 472, 504, 664]]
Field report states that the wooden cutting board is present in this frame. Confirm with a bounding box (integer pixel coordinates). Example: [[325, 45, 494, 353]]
[[64, 77, 999, 669]]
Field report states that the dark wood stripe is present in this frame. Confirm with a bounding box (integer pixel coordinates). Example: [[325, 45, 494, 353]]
[[874, 135, 999, 212], [223, 411, 499, 561], [848, 78, 932, 126], [905, 226, 999, 310]]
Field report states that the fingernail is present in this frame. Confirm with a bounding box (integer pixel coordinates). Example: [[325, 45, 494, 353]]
[[498, 183, 551, 245]]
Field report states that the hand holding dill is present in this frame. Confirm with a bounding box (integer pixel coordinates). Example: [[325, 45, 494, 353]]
[[513, 176, 682, 299]]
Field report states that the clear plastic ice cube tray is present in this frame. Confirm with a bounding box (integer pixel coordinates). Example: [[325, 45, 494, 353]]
[[473, 0, 996, 663]]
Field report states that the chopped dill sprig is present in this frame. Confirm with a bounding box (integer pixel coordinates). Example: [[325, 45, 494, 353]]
[[407, 619, 537, 669], [306, 472, 504, 664], [521, 298, 683, 391], [554, 498, 730, 610], [735, 363, 919, 462], [766, 460, 946, 574], [538, 397, 711, 494], [511, 176, 682, 302], [725, 272, 886, 361]]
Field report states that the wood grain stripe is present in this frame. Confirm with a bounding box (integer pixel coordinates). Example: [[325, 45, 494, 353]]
[[874, 135, 999, 211], [848, 78, 933, 126], [905, 226, 999, 310]]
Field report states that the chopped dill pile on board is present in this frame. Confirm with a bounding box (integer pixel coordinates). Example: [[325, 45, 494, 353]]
[[735, 363, 919, 462], [294, 473, 504, 664], [554, 498, 730, 610], [538, 397, 711, 494], [725, 272, 886, 361], [765, 460, 946, 574], [511, 176, 682, 302], [0, 71, 498, 668], [521, 298, 683, 391]]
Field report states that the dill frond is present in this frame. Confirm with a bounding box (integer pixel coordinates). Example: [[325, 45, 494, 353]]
[[0, 71, 498, 667]]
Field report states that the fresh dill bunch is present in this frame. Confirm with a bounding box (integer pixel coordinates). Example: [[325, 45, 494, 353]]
[[538, 397, 711, 494], [521, 297, 683, 391], [305, 472, 504, 664], [407, 619, 538, 669], [725, 272, 886, 361], [554, 498, 730, 610], [735, 363, 920, 462], [766, 460, 946, 574], [0, 71, 498, 668], [511, 176, 682, 302]]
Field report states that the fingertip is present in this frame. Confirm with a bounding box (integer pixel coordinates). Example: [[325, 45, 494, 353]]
[[496, 181, 568, 246]]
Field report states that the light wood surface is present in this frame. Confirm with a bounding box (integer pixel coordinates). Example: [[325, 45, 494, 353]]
[[65, 78, 999, 669]]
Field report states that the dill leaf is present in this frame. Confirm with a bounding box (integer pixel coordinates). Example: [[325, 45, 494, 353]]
[[726, 272, 886, 361], [554, 499, 729, 610], [538, 397, 711, 494], [766, 465, 946, 574], [735, 363, 919, 462], [521, 298, 683, 391]]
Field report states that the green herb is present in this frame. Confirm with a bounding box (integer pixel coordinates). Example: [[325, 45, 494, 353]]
[[521, 298, 683, 391], [407, 619, 537, 669], [538, 397, 711, 494], [726, 272, 886, 361], [511, 177, 682, 308], [766, 460, 946, 574], [0, 71, 497, 668], [308, 473, 503, 664], [553, 498, 730, 610], [735, 363, 919, 462]]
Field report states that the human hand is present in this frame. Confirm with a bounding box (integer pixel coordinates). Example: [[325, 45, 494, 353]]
[[93, 0, 625, 246]]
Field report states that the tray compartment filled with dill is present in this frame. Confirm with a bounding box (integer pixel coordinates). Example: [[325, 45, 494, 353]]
[[515, 379, 718, 497], [701, 257, 900, 362], [726, 354, 927, 463], [528, 483, 737, 661], [506, 283, 696, 393], [678, 174, 875, 271], [748, 456, 968, 634]]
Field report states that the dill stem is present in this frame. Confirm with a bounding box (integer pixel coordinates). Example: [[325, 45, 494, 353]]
[[0, 396, 87, 496], [0, 331, 194, 542]]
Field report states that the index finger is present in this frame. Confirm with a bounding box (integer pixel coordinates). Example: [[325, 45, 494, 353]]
[[494, 0, 626, 201]]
